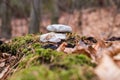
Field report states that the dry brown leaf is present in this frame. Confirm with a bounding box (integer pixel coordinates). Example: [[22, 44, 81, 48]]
[[56, 42, 67, 52], [115, 60, 120, 68], [113, 54, 120, 60], [93, 40, 106, 50], [95, 54, 120, 80], [64, 48, 74, 53], [113, 51, 120, 67], [0, 66, 10, 79], [0, 62, 5, 67], [2, 53, 11, 58], [102, 43, 120, 57], [109, 41, 120, 56]]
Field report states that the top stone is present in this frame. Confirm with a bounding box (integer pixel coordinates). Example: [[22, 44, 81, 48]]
[[47, 24, 72, 32]]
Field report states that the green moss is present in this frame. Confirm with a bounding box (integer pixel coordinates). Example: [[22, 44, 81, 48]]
[[12, 50, 97, 80], [9, 65, 98, 80], [18, 48, 63, 69], [0, 43, 11, 52], [0, 34, 98, 80], [0, 34, 40, 55], [66, 33, 80, 44], [49, 54, 96, 71], [9, 65, 58, 80], [32, 43, 41, 48]]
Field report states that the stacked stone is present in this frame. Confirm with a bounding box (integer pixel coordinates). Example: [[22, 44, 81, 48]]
[[40, 24, 72, 43]]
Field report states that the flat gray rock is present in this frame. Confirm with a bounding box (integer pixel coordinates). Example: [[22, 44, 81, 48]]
[[40, 32, 66, 43], [47, 24, 72, 32]]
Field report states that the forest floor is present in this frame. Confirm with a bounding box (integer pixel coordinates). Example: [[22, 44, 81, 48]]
[[0, 7, 120, 80]]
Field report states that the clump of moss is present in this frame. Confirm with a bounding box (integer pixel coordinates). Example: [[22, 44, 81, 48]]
[[9, 65, 58, 80], [0, 34, 40, 55], [0, 34, 98, 80], [18, 48, 63, 69], [66, 33, 81, 47], [55, 54, 96, 68], [0, 43, 11, 52], [9, 48, 97, 80], [9, 65, 98, 80]]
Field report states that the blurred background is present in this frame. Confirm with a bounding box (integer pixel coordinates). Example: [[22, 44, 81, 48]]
[[0, 0, 120, 39]]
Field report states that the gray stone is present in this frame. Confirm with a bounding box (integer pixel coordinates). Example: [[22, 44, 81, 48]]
[[40, 32, 66, 43], [47, 24, 72, 32]]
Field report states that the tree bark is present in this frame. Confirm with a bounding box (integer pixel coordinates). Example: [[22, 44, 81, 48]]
[[51, 0, 59, 24], [29, 0, 41, 34], [1, 0, 12, 39]]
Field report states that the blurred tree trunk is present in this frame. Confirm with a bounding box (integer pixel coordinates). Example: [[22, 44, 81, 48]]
[[51, 0, 59, 24], [1, 0, 12, 39], [29, 0, 42, 34]]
